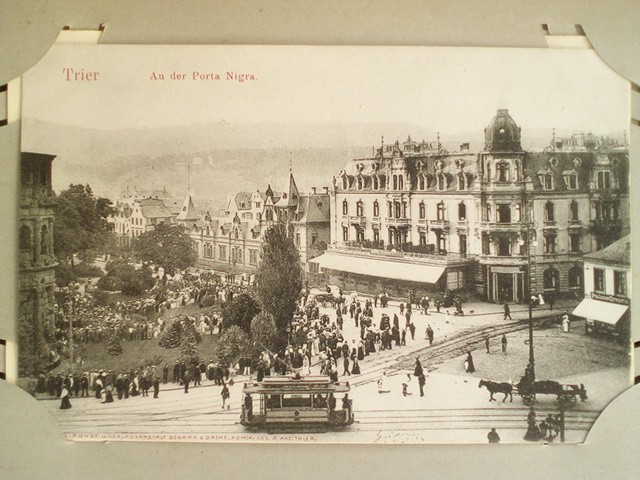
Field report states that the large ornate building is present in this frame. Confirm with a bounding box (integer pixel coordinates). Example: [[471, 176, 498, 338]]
[[18, 152, 58, 375], [189, 174, 331, 274], [313, 109, 629, 302]]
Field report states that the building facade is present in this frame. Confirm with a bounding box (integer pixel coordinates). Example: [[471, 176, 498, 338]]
[[189, 174, 330, 274], [572, 235, 630, 338], [110, 197, 176, 247], [18, 152, 58, 375], [315, 109, 629, 302]]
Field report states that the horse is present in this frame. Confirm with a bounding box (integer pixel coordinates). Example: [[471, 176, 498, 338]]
[[478, 379, 513, 403]]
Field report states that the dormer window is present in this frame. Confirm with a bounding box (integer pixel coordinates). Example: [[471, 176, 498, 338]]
[[539, 172, 554, 190], [418, 174, 426, 190], [597, 170, 611, 189], [437, 173, 446, 191], [342, 176, 349, 190], [357, 176, 364, 190], [457, 173, 466, 190], [563, 171, 579, 190], [372, 175, 379, 190]]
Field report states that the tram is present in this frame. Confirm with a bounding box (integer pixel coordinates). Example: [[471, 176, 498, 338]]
[[240, 375, 354, 431]]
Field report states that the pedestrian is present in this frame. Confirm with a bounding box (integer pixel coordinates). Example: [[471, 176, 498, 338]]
[[153, 377, 160, 398], [183, 370, 190, 394], [548, 293, 555, 311], [162, 364, 169, 384], [102, 385, 114, 403], [503, 302, 512, 320], [351, 358, 361, 375], [399, 303, 404, 316], [487, 428, 500, 443], [501, 334, 507, 354], [414, 357, 424, 377], [343, 356, 351, 376], [60, 384, 72, 410], [485, 336, 490, 354], [377, 372, 390, 393], [409, 322, 416, 340], [418, 374, 426, 397], [465, 351, 475, 373], [426, 325, 434, 345], [221, 383, 230, 409]]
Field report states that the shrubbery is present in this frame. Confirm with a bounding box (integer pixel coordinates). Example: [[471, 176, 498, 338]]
[[96, 258, 155, 295]]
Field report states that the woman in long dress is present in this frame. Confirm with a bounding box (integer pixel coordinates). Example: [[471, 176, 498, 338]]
[[60, 385, 72, 410], [102, 385, 114, 403], [465, 351, 475, 373]]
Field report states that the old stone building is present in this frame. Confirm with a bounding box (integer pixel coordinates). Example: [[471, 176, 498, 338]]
[[18, 152, 58, 375], [314, 109, 629, 302]]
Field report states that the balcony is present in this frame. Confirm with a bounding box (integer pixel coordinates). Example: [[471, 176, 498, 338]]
[[386, 217, 411, 227], [348, 215, 367, 226], [429, 219, 450, 230], [479, 221, 523, 233], [329, 242, 475, 266]]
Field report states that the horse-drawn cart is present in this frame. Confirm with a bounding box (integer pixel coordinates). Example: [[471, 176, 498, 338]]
[[479, 379, 587, 409]]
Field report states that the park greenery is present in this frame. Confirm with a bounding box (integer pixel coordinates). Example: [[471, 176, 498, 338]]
[[132, 223, 197, 276], [221, 293, 261, 333], [96, 258, 155, 296]]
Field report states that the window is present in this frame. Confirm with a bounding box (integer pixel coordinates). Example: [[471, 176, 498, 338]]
[[569, 234, 581, 253], [543, 268, 559, 291], [544, 233, 557, 253], [459, 234, 467, 256], [342, 226, 349, 242], [457, 173, 466, 190], [373, 200, 379, 217], [356, 227, 365, 243], [419, 202, 426, 219], [295, 233, 301, 247], [311, 232, 318, 245], [496, 162, 510, 182], [342, 176, 349, 190], [219, 245, 227, 261], [541, 173, 554, 190], [393, 175, 398, 190], [372, 175, 379, 190], [482, 234, 490, 255], [568, 266, 583, 289], [357, 176, 364, 190], [342, 200, 348, 215], [40, 225, 49, 255], [436, 202, 445, 220], [497, 237, 511, 256], [570, 201, 579, 221], [436, 231, 446, 254], [597, 171, 611, 189], [394, 202, 401, 218], [484, 204, 492, 222], [418, 175, 426, 190], [19, 225, 31, 251], [356, 201, 364, 217], [458, 202, 466, 221], [437, 174, 446, 191], [593, 268, 605, 293], [497, 204, 511, 223], [419, 231, 426, 245], [402, 202, 407, 218], [614, 271, 627, 296], [387, 201, 392, 218], [398, 175, 404, 190], [255, 202, 261, 208], [373, 229, 380, 242], [545, 202, 555, 222], [513, 203, 521, 222], [564, 173, 578, 190]]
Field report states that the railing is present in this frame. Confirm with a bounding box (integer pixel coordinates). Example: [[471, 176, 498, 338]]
[[479, 221, 523, 231], [329, 242, 475, 264], [386, 217, 410, 225]]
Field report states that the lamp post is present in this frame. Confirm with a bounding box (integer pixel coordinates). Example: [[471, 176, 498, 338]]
[[519, 224, 536, 380]]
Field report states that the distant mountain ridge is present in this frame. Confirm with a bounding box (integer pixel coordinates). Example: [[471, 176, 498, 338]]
[[21, 118, 623, 205]]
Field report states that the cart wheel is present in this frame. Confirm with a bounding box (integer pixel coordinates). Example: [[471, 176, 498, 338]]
[[559, 394, 576, 408], [522, 394, 536, 406]]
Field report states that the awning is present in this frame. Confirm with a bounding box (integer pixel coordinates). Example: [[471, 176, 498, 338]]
[[310, 253, 445, 284], [572, 298, 629, 325]]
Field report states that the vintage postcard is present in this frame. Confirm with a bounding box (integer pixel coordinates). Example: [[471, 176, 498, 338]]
[[16, 44, 631, 443]]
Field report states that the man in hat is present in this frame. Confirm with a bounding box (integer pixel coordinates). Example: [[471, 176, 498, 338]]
[[153, 376, 160, 398]]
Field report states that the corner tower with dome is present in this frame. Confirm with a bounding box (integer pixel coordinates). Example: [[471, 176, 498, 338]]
[[315, 108, 629, 303]]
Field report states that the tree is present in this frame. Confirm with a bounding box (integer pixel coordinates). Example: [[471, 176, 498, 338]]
[[250, 312, 278, 358], [255, 223, 303, 352], [97, 259, 154, 295], [132, 223, 197, 276], [158, 318, 183, 348], [107, 333, 123, 356], [53, 184, 116, 267], [216, 325, 249, 366], [178, 324, 200, 366], [221, 293, 261, 333]]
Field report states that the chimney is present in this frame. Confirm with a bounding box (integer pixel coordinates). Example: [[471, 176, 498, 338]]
[[311, 187, 317, 195], [323, 186, 329, 194]]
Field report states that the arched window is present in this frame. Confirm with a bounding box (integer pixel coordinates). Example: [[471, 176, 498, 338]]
[[458, 202, 466, 221], [496, 162, 510, 182], [545, 202, 555, 222], [457, 173, 466, 190], [543, 173, 554, 190], [568, 266, 583, 289], [543, 267, 559, 291], [356, 200, 364, 217], [437, 202, 445, 220], [373, 200, 379, 217], [19, 225, 31, 251], [342, 176, 349, 190], [398, 175, 404, 190], [392, 175, 398, 190], [419, 202, 426, 219], [357, 176, 364, 190], [40, 225, 49, 255], [437, 174, 446, 191], [342, 199, 348, 215], [570, 201, 579, 221], [418, 174, 426, 190], [564, 172, 579, 190], [372, 175, 379, 190]]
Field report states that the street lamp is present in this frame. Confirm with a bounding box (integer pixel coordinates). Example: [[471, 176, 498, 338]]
[[519, 226, 537, 380]]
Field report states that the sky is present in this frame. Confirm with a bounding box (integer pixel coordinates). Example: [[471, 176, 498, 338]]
[[21, 44, 629, 136]]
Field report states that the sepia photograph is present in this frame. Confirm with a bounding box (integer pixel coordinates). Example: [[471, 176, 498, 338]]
[[15, 44, 631, 444]]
